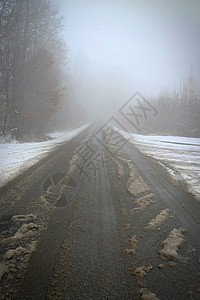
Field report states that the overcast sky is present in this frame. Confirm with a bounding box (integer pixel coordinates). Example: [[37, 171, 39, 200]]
[[58, 0, 200, 116]]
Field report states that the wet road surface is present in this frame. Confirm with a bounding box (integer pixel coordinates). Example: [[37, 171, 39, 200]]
[[0, 126, 200, 299]]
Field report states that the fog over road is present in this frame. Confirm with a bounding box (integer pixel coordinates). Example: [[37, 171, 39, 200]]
[[0, 125, 200, 299]]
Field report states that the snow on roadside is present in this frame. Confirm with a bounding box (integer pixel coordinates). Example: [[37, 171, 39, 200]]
[[117, 128, 200, 200], [0, 124, 89, 188]]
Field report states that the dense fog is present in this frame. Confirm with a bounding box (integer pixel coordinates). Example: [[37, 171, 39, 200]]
[[60, 0, 200, 134], [0, 0, 200, 139]]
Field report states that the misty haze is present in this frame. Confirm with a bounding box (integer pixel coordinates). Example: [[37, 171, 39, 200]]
[[0, 0, 200, 299]]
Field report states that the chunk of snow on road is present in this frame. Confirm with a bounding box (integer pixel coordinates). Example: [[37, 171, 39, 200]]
[[124, 235, 137, 255], [139, 288, 160, 300], [4, 247, 28, 260], [12, 214, 37, 222], [0, 240, 38, 281], [130, 193, 155, 214], [123, 248, 135, 255], [1, 223, 41, 244], [28, 240, 38, 253], [128, 235, 137, 247], [159, 228, 186, 259], [0, 124, 89, 188], [132, 265, 153, 277], [121, 157, 150, 196], [17, 222, 41, 233], [130, 263, 159, 299], [128, 176, 150, 196], [4, 241, 38, 260], [146, 209, 170, 229]]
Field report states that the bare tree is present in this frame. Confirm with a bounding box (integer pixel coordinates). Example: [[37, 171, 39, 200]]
[[0, 0, 67, 140]]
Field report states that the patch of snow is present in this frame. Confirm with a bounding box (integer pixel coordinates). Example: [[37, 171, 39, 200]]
[[130, 263, 159, 300], [139, 288, 160, 300], [0, 240, 38, 281], [1, 223, 42, 244], [116, 128, 200, 200], [146, 209, 170, 230], [159, 228, 186, 259], [119, 157, 150, 196], [28, 240, 38, 253], [130, 193, 155, 214], [4, 247, 28, 260], [123, 248, 135, 255], [0, 124, 89, 188], [123, 235, 137, 255], [132, 265, 153, 277], [12, 214, 37, 222], [128, 176, 150, 196]]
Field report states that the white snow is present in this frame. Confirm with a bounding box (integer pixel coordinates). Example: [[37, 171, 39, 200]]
[[0, 124, 89, 188], [118, 129, 200, 200]]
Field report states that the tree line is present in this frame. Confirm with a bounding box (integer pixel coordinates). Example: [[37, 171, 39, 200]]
[[142, 70, 200, 137], [0, 0, 67, 141]]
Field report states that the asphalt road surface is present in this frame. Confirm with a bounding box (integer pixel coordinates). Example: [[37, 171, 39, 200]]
[[0, 125, 200, 299]]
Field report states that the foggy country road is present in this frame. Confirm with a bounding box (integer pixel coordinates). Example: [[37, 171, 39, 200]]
[[1, 0, 200, 298], [0, 125, 200, 299]]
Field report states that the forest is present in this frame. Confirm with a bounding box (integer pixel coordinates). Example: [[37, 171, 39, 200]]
[[0, 0, 67, 141], [144, 71, 200, 137]]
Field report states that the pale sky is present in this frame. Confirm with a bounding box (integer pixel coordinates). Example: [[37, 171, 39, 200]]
[[58, 0, 200, 117]]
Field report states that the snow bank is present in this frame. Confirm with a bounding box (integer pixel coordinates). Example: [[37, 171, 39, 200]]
[[117, 128, 200, 200], [0, 124, 89, 188]]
